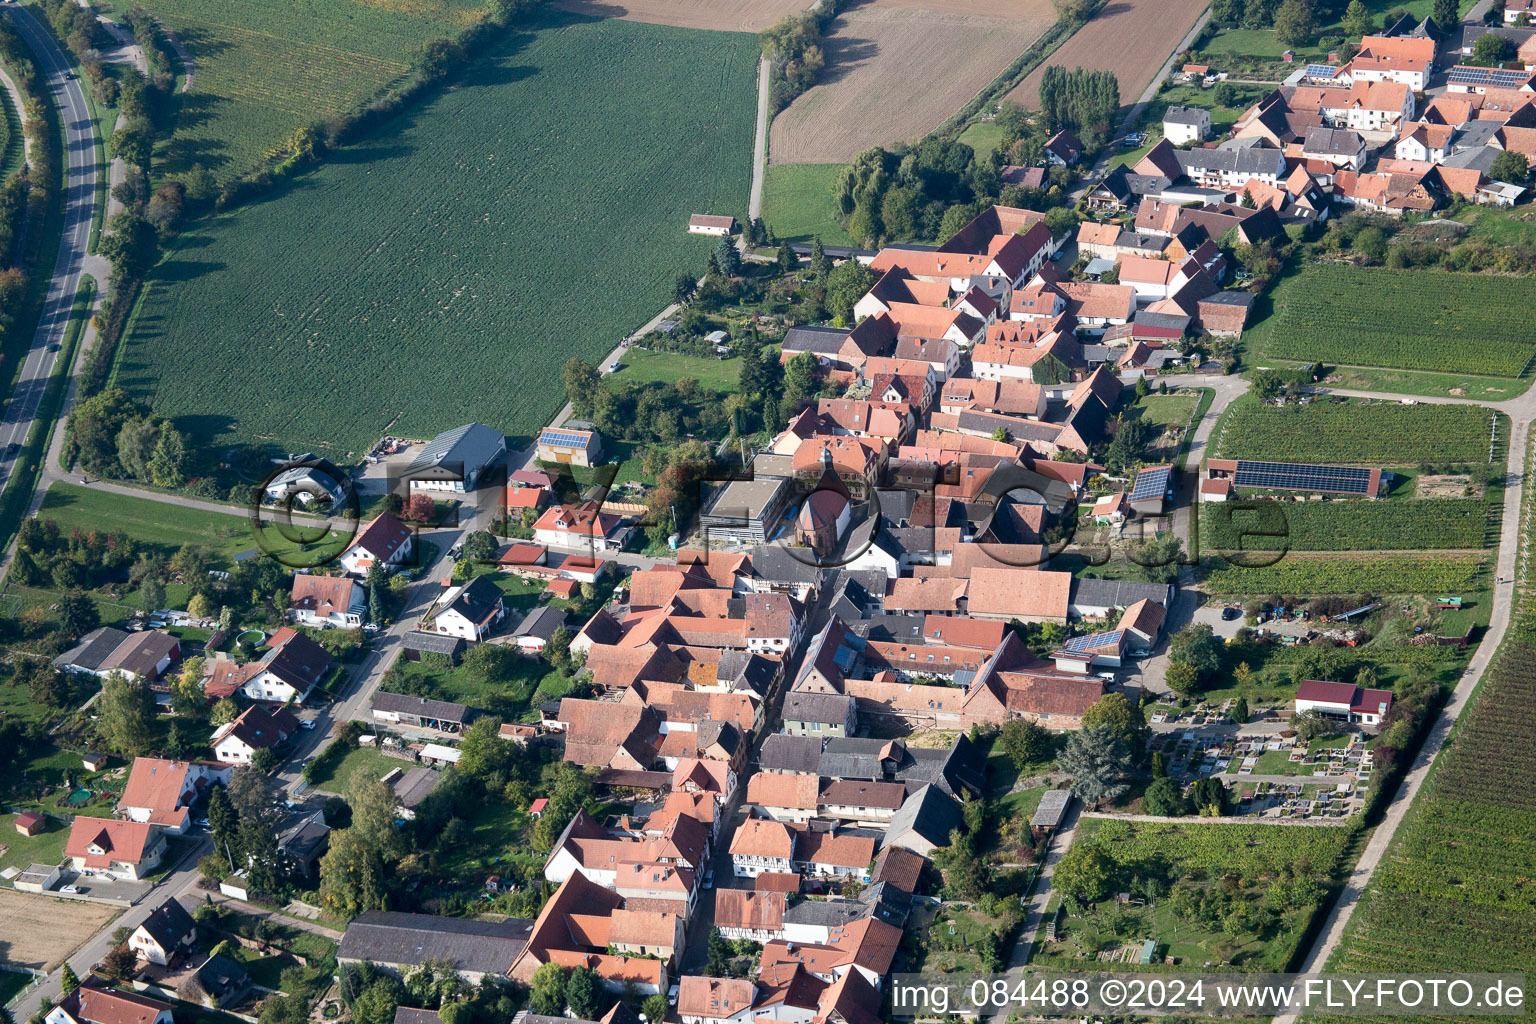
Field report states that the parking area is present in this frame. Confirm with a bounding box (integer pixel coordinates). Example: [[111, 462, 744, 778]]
[[53, 869, 154, 905]]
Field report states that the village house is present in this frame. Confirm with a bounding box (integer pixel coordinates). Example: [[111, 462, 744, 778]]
[[117, 757, 231, 832], [211, 705, 297, 764], [426, 574, 506, 641], [45, 983, 175, 1024], [730, 817, 797, 877], [678, 976, 758, 1024], [64, 817, 167, 881], [129, 897, 198, 966], [339, 512, 415, 576], [204, 627, 333, 704], [534, 501, 624, 552], [1163, 104, 1211, 144], [288, 574, 365, 629]]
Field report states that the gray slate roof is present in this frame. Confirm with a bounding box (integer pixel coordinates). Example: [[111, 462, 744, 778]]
[[439, 574, 503, 627], [749, 546, 825, 585], [373, 691, 474, 724], [408, 422, 505, 475], [54, 627, 131, 672], [782, 691, 855, 725], [884, 784, 964, 850], [1176, 144, 1287, 176], [136, 897, 196, 951], [1069, 577, 1174, 612], [760, 734, 824, 773], [512, 605, 566, 642], [339, 911, 532, 974], [781, 325, 851, 354]]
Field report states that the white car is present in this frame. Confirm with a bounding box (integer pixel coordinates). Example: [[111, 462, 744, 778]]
[[299, 719, 317, 730], [59, 885, 79, 894]]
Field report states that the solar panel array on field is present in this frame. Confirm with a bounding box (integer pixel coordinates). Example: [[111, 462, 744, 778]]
[[1129, 465, 1172, 502], [1232, 460, 1372, 494]]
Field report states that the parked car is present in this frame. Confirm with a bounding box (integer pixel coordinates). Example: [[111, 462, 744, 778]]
[[299, 719, 317, 730], [59, 885, 79, 894], [702, 870, 714, 889], [1221, 606, 1242, 621]]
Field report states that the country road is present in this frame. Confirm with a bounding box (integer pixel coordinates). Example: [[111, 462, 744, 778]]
[[0, 5, 107, 490]]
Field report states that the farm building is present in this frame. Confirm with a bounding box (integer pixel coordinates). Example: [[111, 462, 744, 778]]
[[1031, 789, 1071, 836], [372, 691, 476, 733], [401, 630, 466, 664], [512, 606, 567, 654], [1295, 679, 1394, 725], [262, 455, 348, 509], [407, 422, 507, 492], [536, 426, 603, 467], [1128, 465, 1174, 516], [1205, 459, 1388, 496], [688, 214, 736, 236], [53, 627, 180, 684]]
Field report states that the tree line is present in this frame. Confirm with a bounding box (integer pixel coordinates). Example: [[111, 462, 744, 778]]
[[760, 0, 846, 113], [0, 16, 63, 352]]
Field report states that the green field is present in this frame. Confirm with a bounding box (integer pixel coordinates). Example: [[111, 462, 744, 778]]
[[1210, 396, 1495, 465], [117, 13, 757, 458], [36, 482, 351, 568], [761, 163, 854, 246], [1037, 818, 1352, 971], [0, 80, 19, 181], [1203, 552, 1486, 595], [1255, 266, 1536, 378], [1203, 498, 1490, 552], [143, 0, 485, 183]]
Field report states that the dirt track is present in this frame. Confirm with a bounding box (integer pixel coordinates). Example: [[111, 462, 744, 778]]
[[1008, 0, 1208, 107], [554, 0, 807, 32], [770, 0, 1054, 164], [0, 888, 119, 971]]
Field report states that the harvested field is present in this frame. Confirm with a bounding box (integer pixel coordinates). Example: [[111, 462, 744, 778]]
[[770, 0, 1054, 164], [555, 0, 806, 31], [1008, 0, 1207, 107], [0, 888, 119, 970]]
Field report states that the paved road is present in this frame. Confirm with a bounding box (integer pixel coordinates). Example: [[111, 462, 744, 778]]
[[0, 5, 107, 475], [9, 837, 210, 1022], [748, 56, 770, 221]]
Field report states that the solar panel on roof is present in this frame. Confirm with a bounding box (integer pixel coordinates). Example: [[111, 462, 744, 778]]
[[1304, 64, 1339, 77], [1232, 460, 1372, 494], [540, 429, 590, 447], [1446, 66, 1530, 88], [1128, 466, 1172, 502], [1064, 630, 1123, 653]]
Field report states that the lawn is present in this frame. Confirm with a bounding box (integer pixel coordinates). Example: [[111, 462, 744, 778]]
[[117, 11, 759, 459], [142, 0, 486, 184], [1209, 396, 1496, 465], [1192, 0, 1454, 76], [0, 970, 31, 1005], [1250, 265, 1536, 379], [761, 163, 854, 246], [390, 647, 574, 720], [0, 813, 70, 874], [956, 119, 1006, 157], [1131, 392, 1198, 429], [608, 348, 743, 392], [304, 743, 402, 795]]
